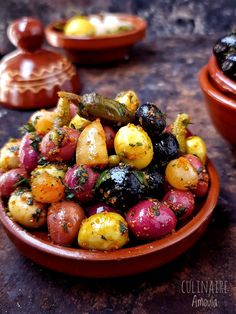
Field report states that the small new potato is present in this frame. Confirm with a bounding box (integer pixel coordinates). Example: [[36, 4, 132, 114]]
[[64, 16, 96, 36], [69, 114, 91, 131], [186, 136, 207, 165], [78, 212, 129, 250], [31, 164, 66, 203], [165, 157, 198, 190], [8, 189, 47, 228], [30, 110, 56, 135], [114, 124, 153, 169], [47, 201, 85, 246], [115, 90, 140, 114], [0, 139, 21, 171]]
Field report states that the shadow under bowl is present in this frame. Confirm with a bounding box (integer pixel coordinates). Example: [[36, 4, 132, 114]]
[[199, 65, 236, 146], [0, 159, 219, 278], [45, 14, 147, 64]]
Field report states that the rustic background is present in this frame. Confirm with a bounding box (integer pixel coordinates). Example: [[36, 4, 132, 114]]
[[0, 0, 236, 55], [0, 1, 236, 314]]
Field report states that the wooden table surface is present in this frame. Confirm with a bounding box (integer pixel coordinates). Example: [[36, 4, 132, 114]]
[[0, 36, 235, 314]]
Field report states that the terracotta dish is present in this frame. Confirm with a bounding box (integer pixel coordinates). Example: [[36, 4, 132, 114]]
[[0, 17, 80, 110], [0, 159, 219, 278], [45, 14, 147, 64], [199, 55, 236, 146]]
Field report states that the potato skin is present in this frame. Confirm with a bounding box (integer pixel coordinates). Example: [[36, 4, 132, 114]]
[[78, 212, 129, 250], [0, 139, 21, 171], [31, 165, 66, 203], [126, 199, 177, 241], [8, 189, 47, 228], [30, 110, 56, 135], [114, 124, 153, 169], [40, 126, 80, 162], [0, 168, 28, 198], [47, 201, 85, 246]]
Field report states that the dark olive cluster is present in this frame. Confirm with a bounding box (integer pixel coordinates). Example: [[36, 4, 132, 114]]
[[135, 103, 179, 169], [213, 30, 236, 80]]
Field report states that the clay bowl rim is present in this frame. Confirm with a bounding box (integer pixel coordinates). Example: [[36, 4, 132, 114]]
[[199, 64, 236, 110], [208, 54, 236, 95], [0, 159, 219, 263], [45, 14, 147, 51]]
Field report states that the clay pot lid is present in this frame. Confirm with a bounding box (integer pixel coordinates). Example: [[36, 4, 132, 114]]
[[0, 17, 80, 110]]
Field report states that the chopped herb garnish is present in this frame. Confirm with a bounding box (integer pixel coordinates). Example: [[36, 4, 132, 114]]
[[176, 206, 186, 218], [32, 208, 41, 222], [27, 198, 34, 206], [19, 122, 36, 134], [38, 157, 49, 166], [74, 166, 88, 190], [136, 142, 143, 146], [70, 123, 76, 129], [30, 135, 41, 152], [119, 221, 128, 235], [62, 222, 68, 232], [9, 145, 19, 152], [151, 204, 160, 216], [14, 175, 29, 188], [101, 235, 107, 240], [129, 143, 136, 147]]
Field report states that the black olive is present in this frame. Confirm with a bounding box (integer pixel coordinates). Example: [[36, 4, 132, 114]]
[[95, 165, 147, 210], [145, 169, 164, 198], [213, 34, 236, 64], [153, 132, 179, 167], [221, 53, 236, 80], [135, 103, 166, 137]]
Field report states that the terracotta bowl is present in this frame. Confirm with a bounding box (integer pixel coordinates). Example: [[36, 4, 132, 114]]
[[199, 57, 236, 146], [45, 14, 147, 64], [0, 159, 219, 278]]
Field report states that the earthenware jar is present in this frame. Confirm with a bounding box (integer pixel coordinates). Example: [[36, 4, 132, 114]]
[[0, 17, 80, 110], [199, 55, 236, 146]]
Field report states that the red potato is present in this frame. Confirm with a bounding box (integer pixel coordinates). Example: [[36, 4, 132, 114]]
[[19, 133, 41, 172], [162, 189, 195, 220], [40, 126, 80, 162], [185, 154, 209, 197], [47, 201, 85, 246], [0, 168, 29, 198], [64, 165, 99, 202], [86, 203, 119, 217], [126, 199, 177, 241], [103, 125, 116, 152], [69, 103, 78, 118]]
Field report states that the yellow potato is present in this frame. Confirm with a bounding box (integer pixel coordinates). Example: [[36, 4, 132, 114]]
[[31, 164, 66, 203], [186, 136, 207, 165], [8, 189, 47, 228], [114, 124, 153, 169], [0, 139, 21, 171], [78, 212, 129, 250], [115, 90, 140, 114], [69, 114, 91, 131], [165, 157, 198, 190], [64, 17, 95, 36], [76, 119, 108, 168], [30, 110, 56, 135]]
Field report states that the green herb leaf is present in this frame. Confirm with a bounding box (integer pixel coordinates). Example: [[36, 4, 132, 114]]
[[32, 208, 42, 222], [19, 122, 36, 134], [119, 221, 128, 235]]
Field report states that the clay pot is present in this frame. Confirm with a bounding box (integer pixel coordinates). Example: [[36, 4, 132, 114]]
[[0, 17, 80, 110], [199, 55, 236, 146], [45, 14, 147, 64]]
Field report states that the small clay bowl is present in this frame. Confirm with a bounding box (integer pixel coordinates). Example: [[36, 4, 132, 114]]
[[208, 55, 236, 96], [0, 159, 219, 278], [199, 59, 236, 146], [45, 14, 147, 64]]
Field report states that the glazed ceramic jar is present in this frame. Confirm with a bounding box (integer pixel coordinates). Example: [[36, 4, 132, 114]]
[[199, 55, 236, 146], [0, 17, 80, 110]]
